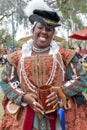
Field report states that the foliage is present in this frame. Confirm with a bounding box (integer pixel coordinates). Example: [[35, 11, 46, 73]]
[[0, 0, 87, 50], [0, 0, 87, 30], [60, 40, 69, 48], [55, 0, 87, 49], [56, 0, 87, 31], [0, 0, 30, 26], [15, 41, 23, 48], [0, 29, 12, 47], [0, 29, 24, 49]]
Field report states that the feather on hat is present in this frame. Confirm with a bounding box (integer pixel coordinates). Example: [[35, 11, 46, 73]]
[[24, 0, 61, 28], [24, 0, 51, 18]]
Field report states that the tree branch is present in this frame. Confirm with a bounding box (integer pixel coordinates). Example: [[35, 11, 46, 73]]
[[0, 12, 14, 21]]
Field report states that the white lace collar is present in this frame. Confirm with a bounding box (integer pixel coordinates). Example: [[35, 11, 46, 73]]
[[21, 39, 60, 58]]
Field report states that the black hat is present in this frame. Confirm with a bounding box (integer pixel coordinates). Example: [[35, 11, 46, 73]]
[[29, 9, 61, 28]]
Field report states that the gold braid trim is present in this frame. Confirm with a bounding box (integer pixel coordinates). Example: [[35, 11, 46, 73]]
[[44, 18, 58, 25]]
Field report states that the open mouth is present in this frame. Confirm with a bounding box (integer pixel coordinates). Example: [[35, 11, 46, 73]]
[[39, 35, 48, 42], [39, 37, 47, 41]]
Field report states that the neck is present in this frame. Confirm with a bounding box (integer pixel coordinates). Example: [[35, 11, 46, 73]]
[[32, 45, 50, 53]]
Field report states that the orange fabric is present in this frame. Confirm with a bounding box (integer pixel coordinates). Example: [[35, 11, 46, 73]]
[[0, 107, 27, 130], [59, 47, 76, 66], [1, 49, 87, 130], [7, 50, 21, 68], [65, 98, 87, 130]]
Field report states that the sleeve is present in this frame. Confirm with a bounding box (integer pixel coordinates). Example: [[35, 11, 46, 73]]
[[62, 55, 87, 98], [1, 60, 25, 105]]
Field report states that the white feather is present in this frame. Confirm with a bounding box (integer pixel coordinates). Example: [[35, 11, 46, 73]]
[[24, 0, 51, 17]]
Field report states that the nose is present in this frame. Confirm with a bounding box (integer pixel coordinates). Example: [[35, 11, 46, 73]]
[[41, 27, 48, 33]]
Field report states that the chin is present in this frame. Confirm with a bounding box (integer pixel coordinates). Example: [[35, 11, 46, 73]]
[[37, 42, 50, 48]]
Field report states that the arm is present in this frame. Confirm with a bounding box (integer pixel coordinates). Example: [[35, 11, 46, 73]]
[[1, 60, 44, 114], [62, 55, 87, 101], [1, 60, 25, 105]]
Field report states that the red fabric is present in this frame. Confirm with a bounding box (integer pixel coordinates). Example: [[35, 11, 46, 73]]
[[48, 112, 57, 130], [23, 107, 34, 130], [23, 106, 57, 130]]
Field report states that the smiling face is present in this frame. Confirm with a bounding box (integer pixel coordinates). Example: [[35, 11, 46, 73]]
[[32, 23, 55, 49]]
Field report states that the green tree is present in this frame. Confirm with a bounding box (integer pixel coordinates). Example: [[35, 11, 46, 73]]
[[0, 29, 12, 47], [0, 0, 87, 50], [0, 0, 87, 31], [56, 0, 87, 31]]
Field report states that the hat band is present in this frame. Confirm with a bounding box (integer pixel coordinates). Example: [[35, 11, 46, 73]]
[[43, 19, 58, 25]]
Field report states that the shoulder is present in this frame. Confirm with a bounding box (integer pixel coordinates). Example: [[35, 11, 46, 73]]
[[7, 50, 22, 68], [59, 47, 76, 65]]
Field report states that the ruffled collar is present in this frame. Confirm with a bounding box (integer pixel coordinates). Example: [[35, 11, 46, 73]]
[[21, 39, 60, 58]]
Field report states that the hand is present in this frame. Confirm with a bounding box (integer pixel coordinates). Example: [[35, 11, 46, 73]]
[[22, 93, 44, 115], [31, 101, 44, 115], [45, 91, 58, 109]]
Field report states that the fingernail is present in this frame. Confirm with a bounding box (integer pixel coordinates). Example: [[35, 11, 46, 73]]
[[47, 103, 50, 106], [45, 99, 49, 103], [42, 111, 45, 115]]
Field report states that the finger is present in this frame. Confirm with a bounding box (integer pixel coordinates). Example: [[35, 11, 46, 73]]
[[35, 107, 45, 115], [36, 102, 44, 110], [53, 102, 59, 109], [31, 101, 44, 115], [31, 101, 37, 108], [46, 93, 58, 108], [46, 93, 58, 104], [47, 92, 56, 98], [46, 97, 58, 107]]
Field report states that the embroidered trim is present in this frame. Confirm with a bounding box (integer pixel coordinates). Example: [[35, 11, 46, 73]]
[[8, 81, 25, 96], [20, 54, 64, 92], [20, 40, 65, 92]]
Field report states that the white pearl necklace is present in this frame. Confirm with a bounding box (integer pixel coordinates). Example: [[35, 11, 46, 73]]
[[20, 40, 65, 92], [20, 52, 64, 92], [32, 45, 50, 53], [20, 58, 36, 92], [20, 56, 57, 92]]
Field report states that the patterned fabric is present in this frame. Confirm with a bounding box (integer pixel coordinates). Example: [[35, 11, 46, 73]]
[[65, 98, 87, 130], [0, 41, 87, 130], [0, 106, 27, 130], [1, 62, 22, 104], [7, 50, 21, 68]]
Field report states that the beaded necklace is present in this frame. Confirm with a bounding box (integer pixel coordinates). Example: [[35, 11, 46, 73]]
[[20, 40, 65, 92], [32, 45, 50, 53]]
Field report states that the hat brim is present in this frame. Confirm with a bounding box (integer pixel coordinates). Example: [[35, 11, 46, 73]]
[[29, 14, 61, 28]]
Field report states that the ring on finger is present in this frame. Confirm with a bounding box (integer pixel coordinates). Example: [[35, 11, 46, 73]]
[[32, 101, 37, 107]]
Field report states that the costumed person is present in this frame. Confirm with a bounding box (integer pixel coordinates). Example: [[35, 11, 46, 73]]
[[0, 0, 87, 130]]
